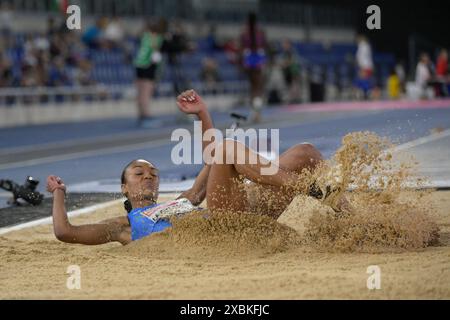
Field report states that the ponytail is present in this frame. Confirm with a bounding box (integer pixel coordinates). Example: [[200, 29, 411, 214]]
[[124, 199, 133, 213]]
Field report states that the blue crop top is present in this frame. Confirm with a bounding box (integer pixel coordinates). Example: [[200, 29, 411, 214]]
[[127, 198, 198, 241]]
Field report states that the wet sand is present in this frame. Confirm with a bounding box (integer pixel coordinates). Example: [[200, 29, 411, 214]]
[[1, 191, 449, 299]]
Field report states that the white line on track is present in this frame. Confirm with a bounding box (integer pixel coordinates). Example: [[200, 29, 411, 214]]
[[391, 128, 450, 152], [0, 138, 170, 170]]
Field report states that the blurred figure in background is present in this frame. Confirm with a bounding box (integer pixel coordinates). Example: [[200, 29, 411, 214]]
[[435, 49, 448, 97], [415, 53, 432, 98], [280, 39, 301, 103], [265, 51, 285, 106], [104, 16, 125, 49], [73, 59, 95, 86], [395, 61, 406, 94], [223, 38, 239, 65], [0, 54, 13, 87], [47, 56, 71, 87], [200, 57, 220, 94], [82, 17, 108, 50], [436, 49, 448, 77], [240, 12, 267, 122], [355, 34, 374, 99], [134, 19, 163, 128], [387, 68, 401, 99], [205, 24, 221, 54], [0, 1, 13, 36]]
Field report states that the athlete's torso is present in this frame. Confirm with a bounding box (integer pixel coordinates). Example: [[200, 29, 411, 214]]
[[127, 198, 198, 241]]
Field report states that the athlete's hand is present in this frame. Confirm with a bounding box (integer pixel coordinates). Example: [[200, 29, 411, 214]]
[[176, 89, 207, 115], [47, 175, 66, 194]]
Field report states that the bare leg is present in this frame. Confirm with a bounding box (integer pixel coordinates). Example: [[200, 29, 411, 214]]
[[136, 80, 154, 118], [246, 143, 324, 218], [248, 69, 264, 122], [249, 69, 264, 100], [206, 140, 297, 213]]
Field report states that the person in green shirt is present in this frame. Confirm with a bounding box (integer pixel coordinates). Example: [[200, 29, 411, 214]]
[[134, 20, 163, 128]]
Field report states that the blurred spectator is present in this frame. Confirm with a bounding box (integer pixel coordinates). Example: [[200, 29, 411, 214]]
[[0, 2, 13, 35], [395, 61, 406, 93], [200, 57, 220, 93], [23, 34, 39, 67], [82, 17, 108, 49], [435, 49, 448, 97], [35, 50, 50, 86], [387, 68, 401, 99], [436, 49, 448, 77], [49, 33, 65, 59], [134, 19, 164, 128], [240, 12, 268, 122], [20, 64, 41, 104], [223, 38, 239, 65], [280, 40, 301, 103], [266, 52, 285, 105], [72, 59, 94, 86], [47, 16, 59, 38], [415, 53, 431, 91], [0, 54, 13, 87], [34, 33, 51, 52], [356, 35, 374, 79], [355, 35, 374, 99], [48, 57, 71, 87], [309, 65, 325, 102], [105, 17, 125, 48], [205, 25, 221, 53]]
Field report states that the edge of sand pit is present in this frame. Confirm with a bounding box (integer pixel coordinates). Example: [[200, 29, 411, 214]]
[[0, 198, 124, 236]]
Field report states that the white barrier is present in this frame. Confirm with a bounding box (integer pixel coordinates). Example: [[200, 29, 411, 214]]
[[0, 82, 247, 128]]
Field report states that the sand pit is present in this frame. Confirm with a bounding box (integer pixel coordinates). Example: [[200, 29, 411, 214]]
[[1, 132, 449, 299], [0, 190, 449, 300]]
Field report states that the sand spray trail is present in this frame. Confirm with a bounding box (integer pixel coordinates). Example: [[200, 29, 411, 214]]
[[117, 131, 439, 258]]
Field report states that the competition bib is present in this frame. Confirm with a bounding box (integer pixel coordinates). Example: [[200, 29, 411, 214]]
[[140, 198, 196, 222]]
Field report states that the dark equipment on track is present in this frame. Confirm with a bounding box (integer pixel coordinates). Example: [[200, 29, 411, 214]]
[[0, 176, 44, 206]]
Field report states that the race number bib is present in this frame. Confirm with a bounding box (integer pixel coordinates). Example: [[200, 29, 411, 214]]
[[140, 198, 196, 222]]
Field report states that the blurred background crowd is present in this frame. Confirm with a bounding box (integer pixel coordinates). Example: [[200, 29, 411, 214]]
[[0, 0, 448, 125]]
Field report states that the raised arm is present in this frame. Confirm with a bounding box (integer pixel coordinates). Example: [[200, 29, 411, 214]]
[[175, 90, 215, 205], [47, 176, 130, 245], [176, 89, 214, 152]]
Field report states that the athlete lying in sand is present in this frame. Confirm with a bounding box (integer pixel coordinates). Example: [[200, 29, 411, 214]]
[[47, 90, 336, 245]]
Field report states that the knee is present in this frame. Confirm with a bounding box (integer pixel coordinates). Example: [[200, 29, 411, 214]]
[[213, 139, 245, 164], [301, 143, 323, 162], [290, 143, 323, 165]]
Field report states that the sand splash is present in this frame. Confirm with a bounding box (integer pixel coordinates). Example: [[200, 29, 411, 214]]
[[120, 131, 439, 256], [281, 131, 440, 252], [117, 209, 301, 260]]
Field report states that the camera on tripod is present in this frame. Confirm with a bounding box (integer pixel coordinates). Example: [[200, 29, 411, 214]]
[[0, 176, 44, 206]]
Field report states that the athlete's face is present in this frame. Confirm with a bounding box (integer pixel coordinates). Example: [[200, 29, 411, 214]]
[[122, 160, 159, 203]]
